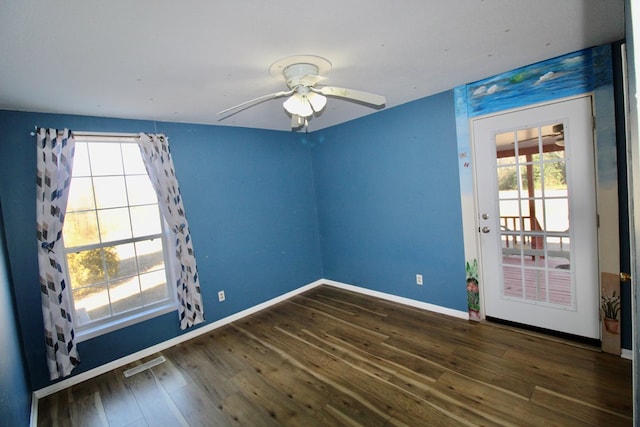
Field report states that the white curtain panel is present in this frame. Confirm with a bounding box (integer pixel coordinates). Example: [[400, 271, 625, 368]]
[[36, 128, 80, 380], [137, 133, 205, 329]]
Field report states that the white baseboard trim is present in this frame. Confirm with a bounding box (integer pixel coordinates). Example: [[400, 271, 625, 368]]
[[32, 278, 466, 403], [621, 348, 633, 360], [322, 279, 469, 320], [29, 391, 38, 427], [33, 279, 325, 400]]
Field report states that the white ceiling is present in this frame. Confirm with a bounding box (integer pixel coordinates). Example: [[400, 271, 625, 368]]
[[0, 1, 625, 132]]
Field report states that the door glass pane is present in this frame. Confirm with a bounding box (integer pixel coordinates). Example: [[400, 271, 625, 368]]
[[496, 122, 573, 308]]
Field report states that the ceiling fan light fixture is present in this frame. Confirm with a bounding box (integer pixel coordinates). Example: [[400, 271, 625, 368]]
[[283, 93, 313, 117], [291, 114, 305, 128], [307, 91, 327, 112]]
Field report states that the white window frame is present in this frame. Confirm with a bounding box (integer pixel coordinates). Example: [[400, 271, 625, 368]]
[[63, 134, 178, 342]]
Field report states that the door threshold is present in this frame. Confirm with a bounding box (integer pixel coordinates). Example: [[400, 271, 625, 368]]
[[485, 316, 601, 349]]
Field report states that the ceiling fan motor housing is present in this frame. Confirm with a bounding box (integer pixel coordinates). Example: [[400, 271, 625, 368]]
[[283, 63, 320, 89]]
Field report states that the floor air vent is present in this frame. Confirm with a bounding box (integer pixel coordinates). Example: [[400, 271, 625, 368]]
[[123, 355, 166, 378]]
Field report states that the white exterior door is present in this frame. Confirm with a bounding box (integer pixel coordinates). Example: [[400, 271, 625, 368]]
[[473, 96, 599, 339]]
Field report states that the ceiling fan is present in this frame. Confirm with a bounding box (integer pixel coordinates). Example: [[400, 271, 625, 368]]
[[217, 55, 386, 130]]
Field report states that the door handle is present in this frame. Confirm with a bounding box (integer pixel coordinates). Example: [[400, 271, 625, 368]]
[[481, 226, 490, 233], [620, 272, 632, 282]]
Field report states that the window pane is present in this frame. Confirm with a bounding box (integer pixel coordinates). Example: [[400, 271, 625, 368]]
[[127, 175, 158, 206], [107, 243, 134, 279], [65, 139, 174, 333], [130, 205, 162, 237], [67, 248, 107, 288], [63, 211, 100, 247], [73, 284, 110, 325], [136, 239, 165, 272], [72, 142, 91, 177], [67, 177, 96, 212], [122, 144, 147, 174], [109, 277, 142, 315], [89, 143, 123, 176], [93, 176, 128, 209], [141, 270, 169, 305], [98, 208, 132, 242]]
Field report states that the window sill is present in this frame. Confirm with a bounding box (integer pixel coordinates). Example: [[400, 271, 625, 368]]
[[75, 302, 178, 343]]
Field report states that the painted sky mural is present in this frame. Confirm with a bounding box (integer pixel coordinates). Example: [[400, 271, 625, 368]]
[[465, 46, 611, 117]]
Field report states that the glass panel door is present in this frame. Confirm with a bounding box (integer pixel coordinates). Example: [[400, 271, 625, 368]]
[[495, 123, 573, 308]]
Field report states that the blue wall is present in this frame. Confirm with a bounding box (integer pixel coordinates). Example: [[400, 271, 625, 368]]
[[0, 111, 323, 390], [1, 55, 616, 391], [312, 91, 467, 309], [0, 201, 32, 426]]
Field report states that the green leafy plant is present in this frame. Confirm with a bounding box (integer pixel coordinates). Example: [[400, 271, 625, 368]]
[[467, 279, 480, 311], [600, 291, 621, 320], [466, 260, 480, 311]]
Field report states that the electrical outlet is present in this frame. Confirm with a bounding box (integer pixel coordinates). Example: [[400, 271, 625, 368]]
[[416, 274, 423, 285], [218, 290, 225, 302]]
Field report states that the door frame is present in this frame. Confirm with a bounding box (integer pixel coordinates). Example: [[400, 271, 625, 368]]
[[470, 94, 603, 339]]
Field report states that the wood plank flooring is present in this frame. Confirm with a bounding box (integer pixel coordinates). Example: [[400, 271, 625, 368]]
[[37, 285, 633, 426]]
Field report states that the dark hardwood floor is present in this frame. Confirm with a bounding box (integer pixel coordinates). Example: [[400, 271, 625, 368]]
[[37, 285, 633, 426]]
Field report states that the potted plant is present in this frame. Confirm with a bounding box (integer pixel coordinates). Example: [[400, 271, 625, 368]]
[[466, 259, 481, 321], [601, 291, 620, 334]]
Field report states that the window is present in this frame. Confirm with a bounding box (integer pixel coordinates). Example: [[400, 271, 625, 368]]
[[63, 136, 176, 341]]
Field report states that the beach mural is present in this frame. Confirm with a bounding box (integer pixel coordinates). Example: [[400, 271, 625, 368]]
[[466, 48, 597, 117], [455, 44, 621, 354]]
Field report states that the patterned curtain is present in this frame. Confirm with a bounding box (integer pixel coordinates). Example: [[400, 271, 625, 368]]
[[36, 128, 79, 380], [137, 133, 205, 329]]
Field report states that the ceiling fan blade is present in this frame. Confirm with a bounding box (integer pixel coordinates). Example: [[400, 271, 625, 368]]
[[299, 74, 326, 87], [314, 86, 386, 106], [217, 90, 293, 117]]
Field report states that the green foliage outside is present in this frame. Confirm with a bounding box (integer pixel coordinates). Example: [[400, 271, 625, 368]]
[[498, 153, 566, 191], [67, 247, 120, 295]]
